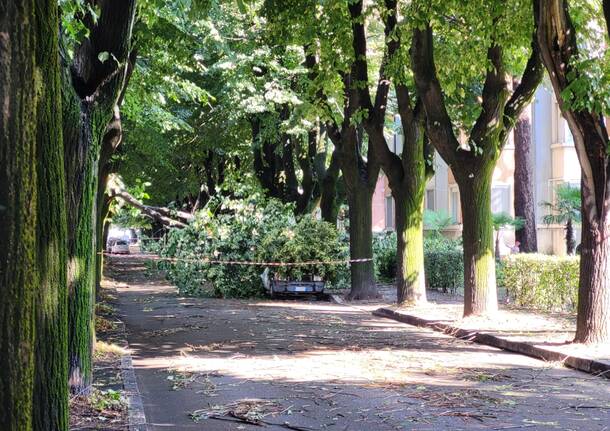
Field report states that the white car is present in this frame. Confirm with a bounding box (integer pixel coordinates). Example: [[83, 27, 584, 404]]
[[108, 239, 130, 255]]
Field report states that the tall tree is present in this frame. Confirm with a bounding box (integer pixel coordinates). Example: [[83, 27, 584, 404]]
[[0, 2, 39, 428], [349, 0, 433, 304], [411, 0, 544, 316], [263, 1, 382, 299], [1, 0, 68, 429], [34, 0, 69, 428], [536, 0, 610, 342], [62, 0, 137, 393], [513, 101, 538, 252]]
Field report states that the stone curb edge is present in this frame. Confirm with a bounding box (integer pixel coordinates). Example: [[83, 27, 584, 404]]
[[372, 307, 610, 379], [118, 322, 148, 431]]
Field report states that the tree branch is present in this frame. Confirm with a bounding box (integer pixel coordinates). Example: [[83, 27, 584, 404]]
[[109, 189, 193, 228], [470, 44, 509, 152], [501, 37, 544, 141], [410, 24, 460, 166]]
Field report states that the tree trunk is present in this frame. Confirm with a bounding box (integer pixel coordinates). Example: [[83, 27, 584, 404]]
[[574, 215, 610, 343], [33, 0, 69, 428], [319, 151, 341, 224], [513, 104, 538, 252], [395, 194, 427, 304], [346, 189, 378, 299], [566, 218, 575, 255], [458, 172, 498, 316], [95, 193, 111, 299], [495, 230, 501, 260], [62, 1, 136, 393], [0, 2, 38, 428], [536, 0, 610, 343], [64, 101, 103, 394]]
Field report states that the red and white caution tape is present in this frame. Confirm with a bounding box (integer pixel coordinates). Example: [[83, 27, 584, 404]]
[[102, 252, 372, 266]]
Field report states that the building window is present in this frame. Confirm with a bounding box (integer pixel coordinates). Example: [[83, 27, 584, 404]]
[[450, 188, 459, 223], [385, 196, 394, 230], [491, 185, 511, 214], [426, 189, 435, 211]]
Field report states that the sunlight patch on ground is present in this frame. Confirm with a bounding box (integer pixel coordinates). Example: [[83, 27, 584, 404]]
[[131, 345, 555, 390]]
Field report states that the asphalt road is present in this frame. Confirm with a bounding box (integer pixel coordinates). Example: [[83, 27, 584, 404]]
[[109, 255, 610, 430]]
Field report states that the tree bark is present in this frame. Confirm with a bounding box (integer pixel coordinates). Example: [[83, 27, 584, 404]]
[[63, 0, 136, 393], [34, 0, 69, 428], [337, 125, 379, 300], [0, 2, 38, 428], [411, 18, 542, 316], [395, 195, 426, 304], [458, 172, 498, 316], [319, 150, 341, 224], [566, 218, 575, 255], [513, 103, 538, 252], [346, 188, 378, 299], [536, 0, 610, 342], [575, 214, 610, 343]]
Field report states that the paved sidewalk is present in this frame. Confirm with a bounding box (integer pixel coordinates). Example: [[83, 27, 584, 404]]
[[109, 255, 610, 430]]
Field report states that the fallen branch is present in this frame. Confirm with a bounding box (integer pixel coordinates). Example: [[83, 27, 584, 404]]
[[108, 189, 193, 228]]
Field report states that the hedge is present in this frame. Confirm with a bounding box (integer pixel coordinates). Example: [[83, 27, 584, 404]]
[[503, 254, 579, 312], [373, 233, 464, 292]]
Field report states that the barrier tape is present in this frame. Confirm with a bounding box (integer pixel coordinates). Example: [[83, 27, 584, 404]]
[[102, 252, 372, 266]]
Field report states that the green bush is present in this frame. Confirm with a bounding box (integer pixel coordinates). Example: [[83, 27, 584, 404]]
[[373, 232, 397, 282], [151, 196, 348, 298], [372, 232, 463, 292], [503, 254, 579, 312], [424, 236, 463, 293]]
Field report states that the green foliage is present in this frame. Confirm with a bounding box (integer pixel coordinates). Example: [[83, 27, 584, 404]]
[[372, 232, 397, 282], [258, 216, 348, 282], [373, 232, 463, 292], [557, 1, 610, 116], [423, 236, 464, 293], [411, 0, 535, 132], [151, 195, 348, 297], [541, 184, 581, 226], [492, 212, 525, 231], [109, 177, 152, 229], [423, 210, 453, 237], [503, 254, 580, 312]]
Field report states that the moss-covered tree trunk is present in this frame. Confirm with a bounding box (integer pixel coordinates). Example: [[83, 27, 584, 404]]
[[64, 101, 105, 394], [63, 0, 136, 393], [95, 192, 111, 298], [457, 171, 497, 316], [34, 0, 69, 428], [0, 2, 38, 428], [395, 194, 427, 304], [411, 21, 542, 317]]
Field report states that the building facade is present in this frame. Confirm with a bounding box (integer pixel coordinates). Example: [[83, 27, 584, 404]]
[[372, 86, 581, 256]]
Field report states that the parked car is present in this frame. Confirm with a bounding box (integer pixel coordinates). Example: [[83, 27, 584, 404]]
[[107, 239, 130, 255]]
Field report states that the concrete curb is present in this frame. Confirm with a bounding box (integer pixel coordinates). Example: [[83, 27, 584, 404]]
[[373, 307, 610, 379], [121, 353, 148, 431], [117, 322, 148, 431]]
